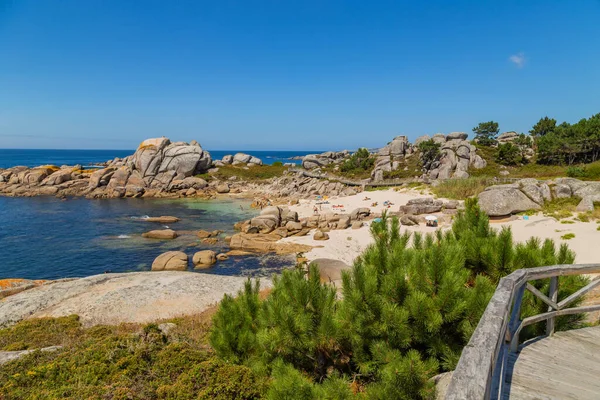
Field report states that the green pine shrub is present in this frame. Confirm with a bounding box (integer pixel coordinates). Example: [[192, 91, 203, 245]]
[[210, 198, 588, 398], [339, 148, 375, 178]]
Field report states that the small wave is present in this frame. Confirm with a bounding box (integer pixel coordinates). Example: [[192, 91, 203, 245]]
[[130, 215, 150, 220], [118, 234, 131, 239]]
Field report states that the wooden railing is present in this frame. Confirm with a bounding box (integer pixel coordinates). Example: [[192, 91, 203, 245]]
[[444, 264, 600, 400], [289, 167, 527, 188]]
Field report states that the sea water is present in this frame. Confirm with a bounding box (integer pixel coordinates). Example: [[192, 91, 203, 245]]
[[0, 196, 294, 280], [0, 149, 321, 169]]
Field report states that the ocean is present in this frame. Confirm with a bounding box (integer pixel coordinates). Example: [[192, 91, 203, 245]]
[[0, 148, 318, 280], [0, 149, 319, 169], [0, 196, 294, 280]]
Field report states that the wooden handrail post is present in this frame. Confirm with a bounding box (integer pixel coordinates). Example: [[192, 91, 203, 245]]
[[546, 276, 559, 335], [508, 284, 526, 353]]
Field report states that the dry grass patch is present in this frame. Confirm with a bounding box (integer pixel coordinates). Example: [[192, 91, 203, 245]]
[[430, 177, 489, 200]]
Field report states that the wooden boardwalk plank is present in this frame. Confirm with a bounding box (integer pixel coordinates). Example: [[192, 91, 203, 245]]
[[504, 326, 600, 399]]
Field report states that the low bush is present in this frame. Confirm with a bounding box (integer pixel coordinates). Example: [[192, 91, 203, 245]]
[[0, 315, 82, 351], [0, 312, 268, 399], [339, 148, 376, 178], [561, 233, 576, 240]]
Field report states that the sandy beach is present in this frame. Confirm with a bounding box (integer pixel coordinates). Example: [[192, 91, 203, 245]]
[[281, 188, 600, 266]]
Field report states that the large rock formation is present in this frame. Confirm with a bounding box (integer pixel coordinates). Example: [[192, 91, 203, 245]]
[[368, 133, 487, 182], [302, 151, 349, 170], [133, 138, 212, 187], [0, 272, 273, 328], [477, 177, 600, 217], [497, 131, 519, 144], [0, 137, 217, 199], [217, 152, 263, 167], [260, 172, 358, 199], [427, 133, 487, 180], [151, 251, 189, 271], [371, 136, 413, 181], [478, 186, 542, 217]]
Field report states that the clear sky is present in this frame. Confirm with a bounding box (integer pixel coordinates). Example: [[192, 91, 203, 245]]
[[1, 1, 599, 150]]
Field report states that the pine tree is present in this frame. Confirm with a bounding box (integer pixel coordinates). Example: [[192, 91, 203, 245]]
[[210, 199, 588, 399]]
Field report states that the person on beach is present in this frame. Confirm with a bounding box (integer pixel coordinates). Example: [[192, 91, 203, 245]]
[[313, 206, 319, 215]]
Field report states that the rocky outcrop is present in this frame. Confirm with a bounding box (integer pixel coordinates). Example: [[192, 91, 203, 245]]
[[216, 183, 230, 194], [400, 215, 420, 226], [371, 136, 414, 181], [554, 178, 600, 212], [259, 172, 358, 199], [1, 279, 49, 299], [193, 250, 217, 268], [0, 137, 220, 199], [427, 133, 487, 180], [142, 229, 178, 239], [151, 251, 188, 271], [134, 138, 211, 182], [1, 346, 62, 366], [478, 186, 541, 217], [497, 131, 519, 143], [302, 151, 349, 170], [229, 233, 312, 254], [218, 153, 263, 166], [368, 133, 487, 182], [0, 272, 272, 328], [143, 216, 180, 223], [477, 178, 559, 217], [399, 197, 443, 215], [313, 230, 329, 241]]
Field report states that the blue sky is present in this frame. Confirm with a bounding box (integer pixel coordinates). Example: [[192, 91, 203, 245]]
[[1, 1, 599, 150]]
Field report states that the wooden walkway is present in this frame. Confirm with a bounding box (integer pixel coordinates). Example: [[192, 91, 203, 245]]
[[504, 325, 600, 399]]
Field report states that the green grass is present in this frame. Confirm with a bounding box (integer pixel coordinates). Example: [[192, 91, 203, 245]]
[[0, 314, 267, 399], [199, 164, 288, 182], [541, 197, 581, 220], [560, 220, 576, 224], [430, 177, 489, 200], [561, 233, 576, 240]]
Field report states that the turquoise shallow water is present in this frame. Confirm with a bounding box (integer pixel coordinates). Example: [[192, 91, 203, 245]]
[[0, 196, 294, 280]]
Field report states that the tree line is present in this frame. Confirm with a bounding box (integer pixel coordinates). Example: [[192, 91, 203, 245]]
[[472, 113, 600, 166]]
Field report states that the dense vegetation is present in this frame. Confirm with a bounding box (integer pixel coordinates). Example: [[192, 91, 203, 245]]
[[0, 313, 268, 399], [339, 148, 376, 178], [468, 113, 600, 174], [210, 200, 588, 398], [198, 164, 288, 182], [535, 114, 600, 165], [473, 121, 500, 146]]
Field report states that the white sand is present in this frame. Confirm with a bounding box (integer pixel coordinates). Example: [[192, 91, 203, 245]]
[[281, 188, 600, 266]]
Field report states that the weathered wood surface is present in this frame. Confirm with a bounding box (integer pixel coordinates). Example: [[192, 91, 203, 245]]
[[445, 264, 600, 400], [503, 325, 600, 399]]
